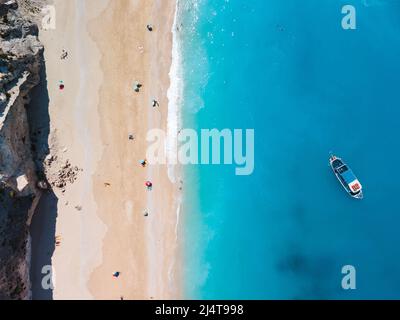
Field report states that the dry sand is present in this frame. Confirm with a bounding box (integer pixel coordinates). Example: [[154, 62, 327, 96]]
[[35, 0, 180, 300]]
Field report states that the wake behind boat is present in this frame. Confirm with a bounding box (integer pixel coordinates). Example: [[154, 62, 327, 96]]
[[329, 155, 363, 199]]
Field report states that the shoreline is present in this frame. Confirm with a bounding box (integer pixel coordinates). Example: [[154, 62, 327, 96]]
[[167, 0, 183, 184], [31, 0, 181, 299], [167, 0, 184, 293]]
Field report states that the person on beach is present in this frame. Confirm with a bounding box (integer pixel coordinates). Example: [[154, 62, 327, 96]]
[[140, 159, 147, 167], [133, 81, 142, 92], [60, 49, 68, 60], [145, 181, 153, 190], [152, 99, 159, 107], [55, 235, 62, 247]]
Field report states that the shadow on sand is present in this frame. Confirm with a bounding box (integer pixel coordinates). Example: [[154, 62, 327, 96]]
[[27, 57, 58, 300]]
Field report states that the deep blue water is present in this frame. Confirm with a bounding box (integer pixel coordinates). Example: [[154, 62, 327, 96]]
[[180, 0, 400, 299]]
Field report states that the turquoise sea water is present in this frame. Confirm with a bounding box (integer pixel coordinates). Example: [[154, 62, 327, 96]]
[[179, 0, 400, 299]]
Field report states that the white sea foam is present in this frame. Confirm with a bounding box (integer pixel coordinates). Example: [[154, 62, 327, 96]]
[[166, 0, 209, 183], [166, 0, 183, 297], [174, 199, 182, 242], [166, 0, 183, 184], [167, 201, 182, 293], [166, 0, 209, 296]]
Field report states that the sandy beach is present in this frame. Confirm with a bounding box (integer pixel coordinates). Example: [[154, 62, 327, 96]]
[[31, 0, 180, 300]]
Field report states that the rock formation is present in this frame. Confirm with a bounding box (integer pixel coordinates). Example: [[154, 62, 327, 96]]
[[0, 0, 44, 300], [44, 156, 81, 194]]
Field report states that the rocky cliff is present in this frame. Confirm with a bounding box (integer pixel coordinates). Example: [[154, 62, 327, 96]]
[[0, 0, 44, 300]]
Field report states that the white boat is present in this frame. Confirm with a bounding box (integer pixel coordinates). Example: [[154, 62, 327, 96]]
[[329, 155, 363, 199]]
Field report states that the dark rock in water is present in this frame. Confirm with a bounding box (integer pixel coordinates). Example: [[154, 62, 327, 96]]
[[0, 0, 45, 300], [278, 253, 307, 274]]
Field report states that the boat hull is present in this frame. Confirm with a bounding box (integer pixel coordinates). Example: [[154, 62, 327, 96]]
[[330, 155, 363, 199]]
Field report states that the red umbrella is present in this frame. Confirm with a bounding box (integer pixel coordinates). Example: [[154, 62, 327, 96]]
[[145, 181, 153, 187]]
